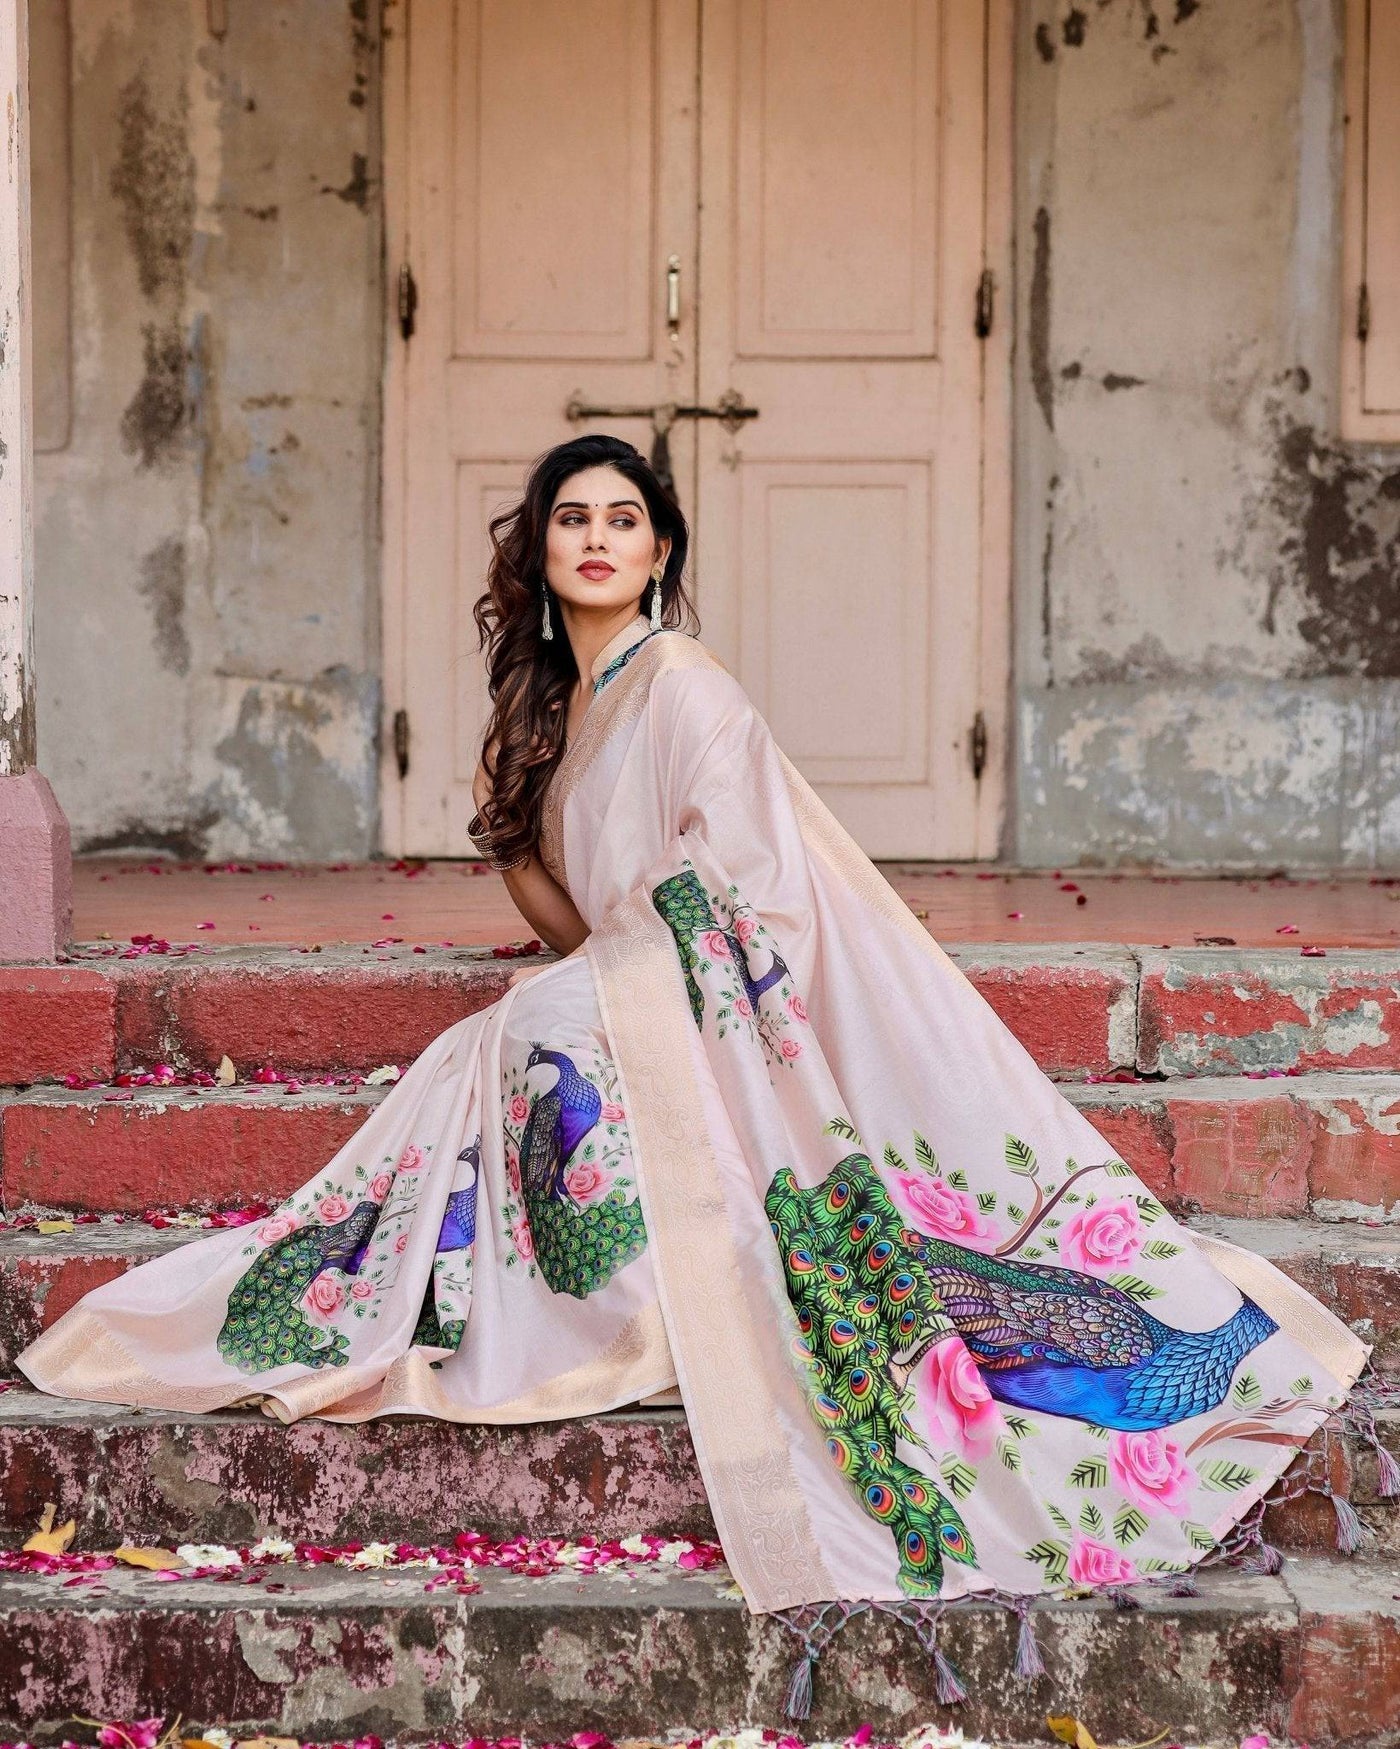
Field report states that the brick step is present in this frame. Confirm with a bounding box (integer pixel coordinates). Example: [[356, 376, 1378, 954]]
[[0, 1376, 1393, 1557], [3, 1074, 1399, 1219], [0, 1554, 1397, 1745], [4, 943, 1398, 1087]]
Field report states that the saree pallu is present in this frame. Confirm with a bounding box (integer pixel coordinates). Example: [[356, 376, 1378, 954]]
[[18, 620, 1376, 1702]]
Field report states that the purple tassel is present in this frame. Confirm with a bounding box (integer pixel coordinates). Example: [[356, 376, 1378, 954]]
[[1167, 1573, 1200, 1597], [1013, 1601, 1046, 1681], [1375, 1439, 1400, 1499], [1331, 1492, 1366, 1554], [784, 1650, 815, 1721], [933, 1643, 968, 1707], [1240, 1540, 1283, 1576]]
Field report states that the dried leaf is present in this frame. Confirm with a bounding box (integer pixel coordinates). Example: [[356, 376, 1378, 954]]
[[23, 1502, 77, 1554], [215, 1055, 237, 1087], [36, 1218, 75, 1235], [364, 1064, 401, 1085], [113, 1545, 185, 1571], [1047, 1717, 1098, 1749]]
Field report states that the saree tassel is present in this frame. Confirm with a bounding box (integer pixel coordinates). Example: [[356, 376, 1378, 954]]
[[783, 1649, 816, 1721], [1166, 1573, 1200, 1597], [932, 1642, 968, 1707], [1013, 1599, 1046, 1681], [1331, 1491, 1366, 1554], [1240, 1539, 1283, 1577], [1374, 1438, 1400, 1499]]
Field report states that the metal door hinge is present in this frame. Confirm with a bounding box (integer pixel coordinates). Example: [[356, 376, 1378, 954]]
[[392, 708, 410, 779], [970, 709, 988, 782], [975, 268, 995, 339], [398, 263, 418, 342], [1358, 281, 1371, 343]]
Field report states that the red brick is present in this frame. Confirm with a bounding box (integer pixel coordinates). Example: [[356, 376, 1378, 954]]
[[1140, 953, 1400, 1077], [114, 959, 511, 1074], [1168, 1095, 1313, 1218], [962, 957, 1132, 1077], [1309, 1093, 1400, 1211], [0, 1251, 138, 1367], [0, 1095, 373, 1213], [1287, 1591, 1400, 1743], [0, 968, 115, 1084]]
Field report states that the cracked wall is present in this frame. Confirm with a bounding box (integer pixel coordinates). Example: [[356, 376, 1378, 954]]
[[1014, 0, 1400, 866], [33, 0, 383, 860]]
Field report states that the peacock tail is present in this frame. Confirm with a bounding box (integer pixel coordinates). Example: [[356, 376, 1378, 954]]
[[651, 865, 720, 1027], [217, 1201, 380, 1375], [766, 1156, 975, 1597], [524, 1189, 648, 1302]]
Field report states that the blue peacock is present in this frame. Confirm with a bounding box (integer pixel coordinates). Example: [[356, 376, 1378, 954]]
[[218, 1199, 380, 1373], [412, 1136, 481, 1351], [519, 1047, 647, 1299], [652, 865, 790, 1028]]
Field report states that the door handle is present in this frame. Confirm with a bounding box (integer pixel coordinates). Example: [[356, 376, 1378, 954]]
[[565, 389, 759, 434], [666, 253, 682, 333]]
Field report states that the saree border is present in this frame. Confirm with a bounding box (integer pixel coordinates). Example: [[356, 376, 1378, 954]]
[[587, 889, 835, 1614]]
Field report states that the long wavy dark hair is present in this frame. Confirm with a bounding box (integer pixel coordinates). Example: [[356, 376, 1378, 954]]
[[470, 434, 698, 867]]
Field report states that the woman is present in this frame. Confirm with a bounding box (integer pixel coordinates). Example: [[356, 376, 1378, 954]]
[[17, 436, 1383, 1708]]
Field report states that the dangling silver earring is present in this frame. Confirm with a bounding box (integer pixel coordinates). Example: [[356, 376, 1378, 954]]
[[541, 581, 554, 641], [649, 567, 664, 631]]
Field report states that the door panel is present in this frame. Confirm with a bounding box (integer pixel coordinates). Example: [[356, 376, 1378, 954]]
[[696, 0, 989, 857]]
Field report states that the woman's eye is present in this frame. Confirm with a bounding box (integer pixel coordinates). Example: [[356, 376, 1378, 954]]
[[612, 516, 636, 529]]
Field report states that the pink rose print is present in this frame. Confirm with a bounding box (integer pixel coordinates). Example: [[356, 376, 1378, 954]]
[[888, 1173, 995, 1251], [317, 1194, 350, 1223], [735, 996, 753, 1019], [304, 1274, 345, 1318], [787, 993, 809, 1022], [350, 1278, 375, 1301], [259, 1213, 300, 1245], [601, 1101, 626, 1122], [393, 1232, 409, 1254], [1059, 1198, 1144, 1274], [507, 1151, 523, 1196], [564, 1159, 615, 1205], [1066, 1535, 1138, 1587], [733, 914, 758, 945], [397, 1143, 425, 1173], [699, 930, 731, 960], [511, 1215, 535, 1262], [369, 1171, 393, 1201], [908, 1337, 1002, 1458], [509, 1094, 530, 1124], [1109, 1429, 1194, 1516], [779, 1037, 803, 1060]]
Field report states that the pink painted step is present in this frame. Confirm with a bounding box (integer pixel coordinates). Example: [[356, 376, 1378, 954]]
[[3, 1075, 1400, 1219]]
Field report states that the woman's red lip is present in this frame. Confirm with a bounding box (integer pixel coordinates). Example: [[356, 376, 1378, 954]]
[[578, 563, 615, 576]]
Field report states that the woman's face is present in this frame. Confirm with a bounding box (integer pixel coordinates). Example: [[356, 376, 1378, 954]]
[[544, 465, 671, 617]]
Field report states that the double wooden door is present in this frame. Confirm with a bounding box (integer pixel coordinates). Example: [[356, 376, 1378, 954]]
[[384, 0, 1009, 858]]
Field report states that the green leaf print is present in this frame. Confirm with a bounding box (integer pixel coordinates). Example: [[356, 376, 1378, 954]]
[[939, 1455, 978, 1501], [1184, 1521, 1218, 1552], [1005, 1135, 1038, 1177], [1079, 1501, 1106, 1536], [1045, 1502, 1074, 1534], [1025, 1539, 1069, 1584], [1200, 1460, 1260, 1494], [1113, 1504, 1149, 1547], [997, 1436, 1022, 1473], [1141, 1239, 1182, 1260], [913, 1132, 938, 1173], [1231, 1371, 1262, 1410], [1107, 1272, 1163, 1303], [1069, 1456, 1109, 1489]]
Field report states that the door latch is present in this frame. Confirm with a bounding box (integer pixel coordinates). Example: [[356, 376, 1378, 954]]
[[398, 263, 418, 342], [970, 710, 988, 782], [392, 708, 410, 780]]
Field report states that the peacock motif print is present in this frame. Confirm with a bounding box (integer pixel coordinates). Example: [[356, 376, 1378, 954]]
[[767, 1150, 976, 1597], [218, 1199, 381, 1373], [501, 1043, 647, 1300], [651, 860, 805, 1063], [411, 1136, 480, 1352]]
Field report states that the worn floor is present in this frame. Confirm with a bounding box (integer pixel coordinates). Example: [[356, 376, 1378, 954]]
[[71, 857, 1400, 949]]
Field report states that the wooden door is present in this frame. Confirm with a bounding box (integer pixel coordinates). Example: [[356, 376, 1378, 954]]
[[384, 0, 1008, 859]]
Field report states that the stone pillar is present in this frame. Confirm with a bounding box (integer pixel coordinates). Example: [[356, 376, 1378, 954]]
[[0, 0, 71, 961]]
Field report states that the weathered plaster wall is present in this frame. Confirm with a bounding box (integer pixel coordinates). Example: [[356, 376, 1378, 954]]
[[1015, 0, 1400, 866], [34, 0, 383, 859]]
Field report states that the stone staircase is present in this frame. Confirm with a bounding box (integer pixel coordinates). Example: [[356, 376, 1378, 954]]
[[1, 941, 1399, 1743]]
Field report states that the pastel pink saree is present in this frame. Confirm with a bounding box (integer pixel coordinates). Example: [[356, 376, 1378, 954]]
[[18, 614, 1378, 1705]]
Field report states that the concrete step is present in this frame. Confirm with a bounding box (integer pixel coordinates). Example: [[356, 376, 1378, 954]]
[[3, 943, 1398, 1087], [3, 1074, 1400, 1220], [0, 1378, 1393, 1558], [0, 1553, 1396, 1745]]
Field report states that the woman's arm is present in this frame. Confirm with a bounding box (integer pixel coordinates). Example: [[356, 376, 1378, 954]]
[[473, 744, 588, 958]]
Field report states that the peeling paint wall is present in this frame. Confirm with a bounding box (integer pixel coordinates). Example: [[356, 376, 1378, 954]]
[[33, 0, 382, 859], [1015, 0, 1400, 866]]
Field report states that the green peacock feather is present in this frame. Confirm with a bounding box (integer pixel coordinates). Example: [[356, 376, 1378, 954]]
[[766, 1153, 977, 1596], [525, 1191, 648, 1301], [651, 865, 719, 1027], [217, 1201, 381, 1375]]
